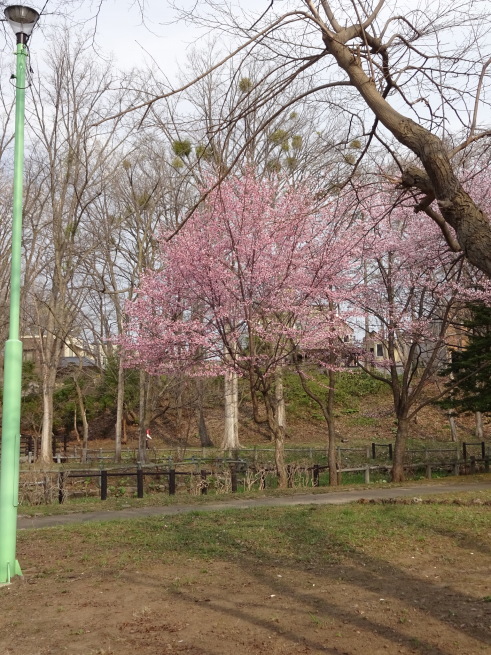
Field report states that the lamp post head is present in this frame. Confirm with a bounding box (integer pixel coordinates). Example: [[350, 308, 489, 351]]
[[4, 5, 39, 44]]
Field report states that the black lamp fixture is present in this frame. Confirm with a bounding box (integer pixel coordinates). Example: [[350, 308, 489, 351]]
[[4, 5, 39, 44]]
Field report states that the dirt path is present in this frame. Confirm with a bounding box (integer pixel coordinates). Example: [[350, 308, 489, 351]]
[[18, 480, 491, 530]]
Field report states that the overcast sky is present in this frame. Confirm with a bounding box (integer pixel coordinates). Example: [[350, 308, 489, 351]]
[[19, 0, 270, 78]]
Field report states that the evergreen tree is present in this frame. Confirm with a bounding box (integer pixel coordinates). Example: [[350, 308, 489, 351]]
[[442, 304, 491, 413]]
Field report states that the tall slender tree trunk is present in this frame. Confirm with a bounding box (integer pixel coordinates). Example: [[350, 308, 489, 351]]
[[448, 412, 458, 442], [475, 411, 484, 439], [138, 369, 147, 463], [40, 366, 57, 464], [122, 415, 127, 444], [73, 407, 81, 443], [175, 378, 183, 440], [115, 355, 125, 461], [446, 350, 458, 442], [232, 367, 239, 445], [222, 369, 239, 451], [326, 369, 338, 486], [74, 379, 89, 463]]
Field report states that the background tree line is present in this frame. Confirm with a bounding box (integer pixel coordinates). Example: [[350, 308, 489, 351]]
[[0, 2, 488, 482]]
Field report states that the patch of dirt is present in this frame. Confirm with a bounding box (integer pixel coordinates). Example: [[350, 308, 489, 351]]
[[1, 521, 490, 655]]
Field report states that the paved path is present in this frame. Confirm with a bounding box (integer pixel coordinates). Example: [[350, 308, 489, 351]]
[[17, 480, 491, 530]]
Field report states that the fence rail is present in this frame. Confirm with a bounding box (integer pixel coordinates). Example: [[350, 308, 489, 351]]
[[19, 452, 490, 506], [14, 439, 490, 467]]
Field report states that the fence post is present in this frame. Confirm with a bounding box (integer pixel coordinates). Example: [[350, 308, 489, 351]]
[[372, 442, 376, 459], [481, 441, 486, 460], [169, 468, 176, 495], [364, 464, 370, 484], [425, 464, 432, 480], [100, 470, 108, 501], [230, 464, 238, 493], [453, 461, 460, 477], [200, 469, 208, 494], [388, 443, 393, 460], [470, 456, 476, 475], [463, 442, 467, 460], [313, 464, 319, 487], [137, 463, 144, 498]]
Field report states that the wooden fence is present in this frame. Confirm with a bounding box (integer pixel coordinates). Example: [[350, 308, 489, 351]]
[[16, 438, 490, 466], [19, 451, 490, 506]]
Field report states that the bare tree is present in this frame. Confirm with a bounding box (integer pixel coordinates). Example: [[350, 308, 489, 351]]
[[23, 32, 134, 463], [106, 1, 491, 276], [86, 130, 199, 460]]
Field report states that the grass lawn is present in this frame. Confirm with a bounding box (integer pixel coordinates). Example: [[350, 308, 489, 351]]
[[1, 486, 490, 655]]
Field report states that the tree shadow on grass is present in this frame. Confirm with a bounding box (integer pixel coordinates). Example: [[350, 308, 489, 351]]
[[115, 504, 491, 654]]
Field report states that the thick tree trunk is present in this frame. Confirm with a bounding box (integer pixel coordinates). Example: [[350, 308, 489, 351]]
[[273, 425, 287, 489], [392, 416, 409, 482], [197, 377, 213, 447], [322, 26, 491, 277], [263, 392, 288, 488], [198, 407, 213, 447], [275, 367, 286, 430]]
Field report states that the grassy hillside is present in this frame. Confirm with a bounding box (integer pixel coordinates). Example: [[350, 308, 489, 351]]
[[141, 370, 485, 449]]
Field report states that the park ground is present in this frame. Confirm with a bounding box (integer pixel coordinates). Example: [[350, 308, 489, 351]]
[[1, 480, 490, 655]]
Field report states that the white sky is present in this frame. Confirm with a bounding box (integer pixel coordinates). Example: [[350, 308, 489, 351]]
[[25, 0, 270, 77], [85, 0, 205, 73]]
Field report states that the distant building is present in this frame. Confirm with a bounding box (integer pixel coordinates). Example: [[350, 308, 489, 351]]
[[22, 335, 102, 372]]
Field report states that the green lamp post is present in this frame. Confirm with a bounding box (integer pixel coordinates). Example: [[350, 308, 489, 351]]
[[0, 4, 39, 584]]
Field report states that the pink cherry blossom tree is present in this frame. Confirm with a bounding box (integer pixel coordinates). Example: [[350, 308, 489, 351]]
[[122, 171, 357, 487], [351, 187, 474, 481]]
